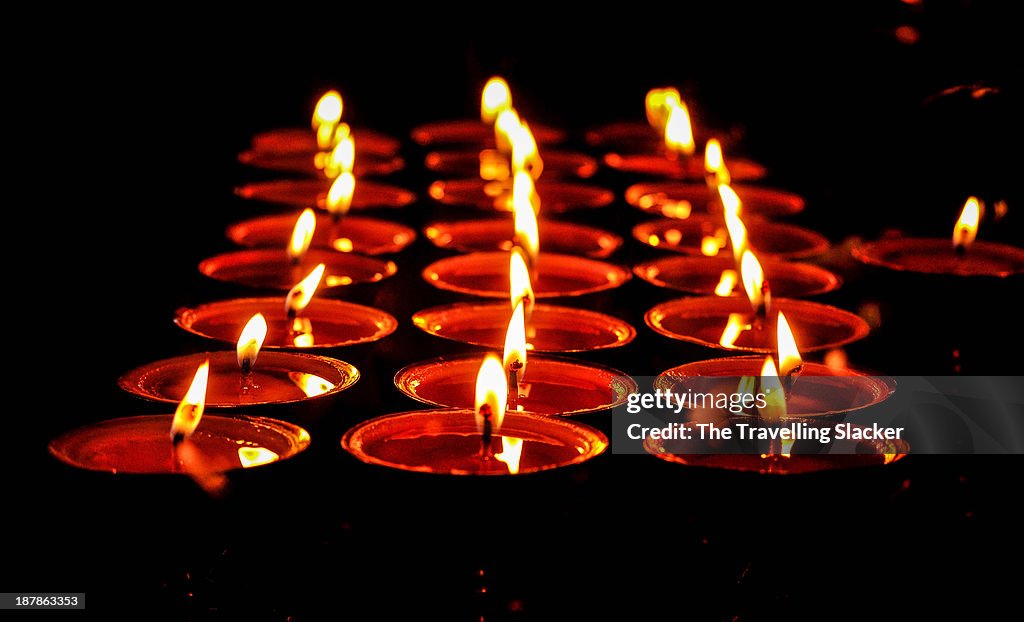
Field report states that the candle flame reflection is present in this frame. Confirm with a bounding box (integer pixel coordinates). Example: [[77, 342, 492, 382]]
[[494, 436, 524, 474], [714, 269, 738, 297], [719, 313, 750, 348], [288, 372, 335, 397], [238, 446, 280, 468]]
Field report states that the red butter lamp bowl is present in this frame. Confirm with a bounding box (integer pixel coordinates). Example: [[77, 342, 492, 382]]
[[227, 213, 416, 256], [342, 409, 607, 475], [235, 179, 415, 210], [634, 216, 831, 260], [198, 249, 397, 292], [634, 256, 841, 298], [428, 179, 614, 213], [625, 182, 805, 219], [424, 219, 622, 259]]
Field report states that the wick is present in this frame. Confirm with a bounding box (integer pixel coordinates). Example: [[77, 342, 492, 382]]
[[955, 242, 967, 258], [508, 360, 523, 412], [479, 404, 494, 459], [240, 359, 256, 396], [783, 364, 803, 401]]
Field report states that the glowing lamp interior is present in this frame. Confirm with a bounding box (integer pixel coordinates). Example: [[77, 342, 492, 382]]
[[494, 436, 524, 474], [238, 447, 280, 468], [719, 313, 750, 348], [288, 372, 336, 397]]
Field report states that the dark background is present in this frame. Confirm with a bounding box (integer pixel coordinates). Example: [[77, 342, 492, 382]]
[[8, 4, 1023, 620]]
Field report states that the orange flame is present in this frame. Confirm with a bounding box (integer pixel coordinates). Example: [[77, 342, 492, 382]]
[[510, 247, 534, 319], [503, 299, 528, 378], [510, 120, 543, 178], [238, 446, 280, 468], [285, 263, 326, 316], [475, 354, 508, 435], [288, 208, 316, 263], [704, 138, 731, 186], [326, 172, 356, 219], [170, 360, 210, 441], [759, 355, 787, 421], [719, 313, 750, 348], [325, 132, 355, 178], [953, 196, 981, 251], [313, 90, 343, 150], [494, 108, 521, 155], [777, 311, 802, 378], [481, 77, 512, 124], [719, 184, 748, 266], [645, 87, 681, 133], [287, 372, 336, 397], [513, 171, 540, 267], [714, 269, 738, 297], [664, 101, 695, 157], [740, 250, 768, 315], [236, 313, 268, 371], [494, 436, 524, 474]]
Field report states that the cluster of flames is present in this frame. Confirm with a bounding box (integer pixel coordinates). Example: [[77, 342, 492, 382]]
[[309, 91, 357, 223]]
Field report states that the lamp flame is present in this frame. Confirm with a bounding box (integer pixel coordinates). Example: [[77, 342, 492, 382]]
[[170, 360, 210, 442], [325, 132, 355, 178], [740, 250, 769, 316], [313, 90, 343, 149], [236, 313, 268, 371], [704, 138, 731, 186], [510, 120, 543, 178], [494, 436, 524, 474], [326, 172, 356, 220], [510, 247, 534, 319], [758, 355, 787, 421], [719, 313, 750, 348], [953, 196, 981, 252], [475, 354, 508, 435], [645, 87, 681, 133], [714, 269, 738, 297], [503, 299, 528, 378], [288, 208, 316, 264], [512, 171, 540, 268], [481, 77, 512, 124], [719, 184, 748, 266], [777, 311, 802, 378], [494, 108, 521, 155], [664, 102, 695, 157], [285, 263, 326, 317]]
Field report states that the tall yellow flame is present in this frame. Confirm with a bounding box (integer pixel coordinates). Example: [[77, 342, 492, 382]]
[[288, 208, 316, 263], [313, 90, 343, 150], [474, 354, 508, 435], [510, 120, 543, 178], [236, 313, 268, 370], [740, 250, 769, 316], [704, 138, 731, 186], [510, 247, 534, 318], [494, 108, 521, 154], [285, 263, 326, 316], [719, 184, 748, 266], [326, 172, 356, 219], [759, 356, 787, 421], [325, 132, 355, 178], [512, 171, 540, 268], [664, 102, 695, 157], [645, 87, 681, 133], [503, 300, 528, 378], [170, 360, 210, 441]]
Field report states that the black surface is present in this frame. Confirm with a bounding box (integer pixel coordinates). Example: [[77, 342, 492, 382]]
[[9, 6, 1024, 620]]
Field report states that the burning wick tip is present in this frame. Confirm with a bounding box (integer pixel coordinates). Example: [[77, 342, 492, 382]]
[[172, 432, 186, 447]]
